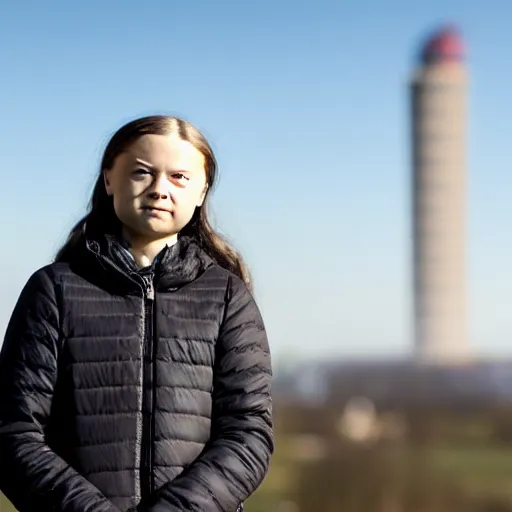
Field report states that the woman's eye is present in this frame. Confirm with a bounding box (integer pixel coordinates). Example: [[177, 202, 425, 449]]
[[172, 173, 189, 181], [134, 168, 151, 175]]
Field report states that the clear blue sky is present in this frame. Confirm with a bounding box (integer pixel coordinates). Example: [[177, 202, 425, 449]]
[[1, 0, 511, 367]]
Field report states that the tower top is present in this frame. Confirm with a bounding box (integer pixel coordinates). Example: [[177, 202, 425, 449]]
[[420, 25, 464, 65]]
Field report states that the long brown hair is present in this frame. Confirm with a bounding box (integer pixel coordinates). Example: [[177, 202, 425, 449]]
[[55, 115, 251, 287]]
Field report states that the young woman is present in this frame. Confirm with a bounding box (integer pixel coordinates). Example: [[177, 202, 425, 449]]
[[0, 115, 273, 512]]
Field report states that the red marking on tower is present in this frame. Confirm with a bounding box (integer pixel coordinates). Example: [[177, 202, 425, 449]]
[[421, 25, 464, 64]]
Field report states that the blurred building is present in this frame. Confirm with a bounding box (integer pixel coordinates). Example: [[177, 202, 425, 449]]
[[325, 358, 512, 409], [411, 25, 470, 363]]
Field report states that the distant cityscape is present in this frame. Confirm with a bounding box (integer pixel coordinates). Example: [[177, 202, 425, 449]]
[[275, 25, 512, 410]]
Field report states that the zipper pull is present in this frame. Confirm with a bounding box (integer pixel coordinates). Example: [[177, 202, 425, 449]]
[[144, 276, 154, 300]]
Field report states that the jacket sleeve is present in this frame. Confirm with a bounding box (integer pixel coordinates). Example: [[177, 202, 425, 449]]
[[0, 268, 120, 512], [147, 275, 274, 512]]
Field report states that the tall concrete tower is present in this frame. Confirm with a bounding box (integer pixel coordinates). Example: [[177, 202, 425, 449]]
[[411, 26, 470, 363]]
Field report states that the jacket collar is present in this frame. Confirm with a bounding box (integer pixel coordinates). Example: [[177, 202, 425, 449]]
[[81, 233, 213, 292]]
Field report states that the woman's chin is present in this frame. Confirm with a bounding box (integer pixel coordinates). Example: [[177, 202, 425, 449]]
[[124, 223, 177, 242]]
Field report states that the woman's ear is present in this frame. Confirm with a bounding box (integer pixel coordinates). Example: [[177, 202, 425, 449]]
[[197, 184, 208, 207], [104, 169, 113, 196]]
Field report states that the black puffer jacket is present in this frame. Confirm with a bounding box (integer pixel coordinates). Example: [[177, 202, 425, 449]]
[[0, 235, 273, 512]]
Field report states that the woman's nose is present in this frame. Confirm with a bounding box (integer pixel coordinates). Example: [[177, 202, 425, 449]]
[[148, 173, 169, 199]]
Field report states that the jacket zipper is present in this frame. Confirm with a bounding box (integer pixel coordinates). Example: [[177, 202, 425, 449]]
[[138, 274, 155, 503], [85, 242, 156, 505]]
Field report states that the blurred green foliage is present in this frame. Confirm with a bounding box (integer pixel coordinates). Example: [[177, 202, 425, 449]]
[[244, 402, 512, 512]]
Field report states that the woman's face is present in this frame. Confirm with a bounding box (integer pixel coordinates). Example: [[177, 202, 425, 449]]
[[104, 134, 208, 244]]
